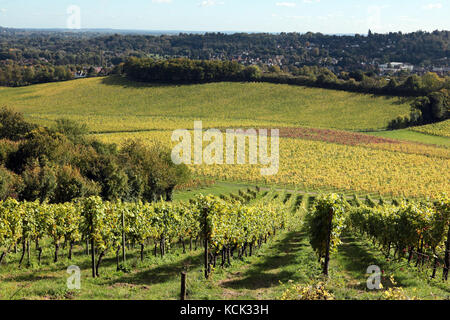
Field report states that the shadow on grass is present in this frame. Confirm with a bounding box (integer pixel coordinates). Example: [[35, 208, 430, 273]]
[[1, 273, 59, 283], [336, 236, 421, 291], [101, 75, 174, 88], [335, 236, 386, 291], [101, 75, 246, 89], [109, 252, 203, 286], [369, 94, 414, 105], [337, 236, 381, 274], [221, 232, 307, 290]]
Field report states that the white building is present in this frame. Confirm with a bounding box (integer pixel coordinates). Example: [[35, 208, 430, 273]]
[[379, 62, 414, 73]]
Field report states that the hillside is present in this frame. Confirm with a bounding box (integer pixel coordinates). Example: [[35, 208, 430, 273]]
[[410, 120, 450, 138], [0, 75, 448, 302], [0, 76, 412, 132], [1, 76, 448, 198]]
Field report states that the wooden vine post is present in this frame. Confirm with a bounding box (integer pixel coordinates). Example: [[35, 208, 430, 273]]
[[122, 210, 126, 265], [90, 216, 96, 278], [323, 208, 333, 277], [180, 271, 187, 300], [443, 224, 450, 281], [204, 211, 209, 279]]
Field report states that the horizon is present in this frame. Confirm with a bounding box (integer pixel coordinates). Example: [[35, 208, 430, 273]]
[[1, 26, 448, 36], [0, 0, 448, 34]]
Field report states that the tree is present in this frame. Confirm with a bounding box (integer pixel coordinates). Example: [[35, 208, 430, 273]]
[[0, 166, 21, 200], [53, 165, 100, 203], [421, 72, 444, 94], [349, 71, 365, 82], [429, 91, 449, 121], [20, 162, 57, 202], [241, 65, 261, 80], [410, 91, 449, 124], [268, 65, 282, 73], [0, 107, 35, 141], [385, 78, 398, 93], [53, 118, 88, 143], [119, 140, 190, 202], [402, 75, 423, 95], [9, 127, 71, 173]]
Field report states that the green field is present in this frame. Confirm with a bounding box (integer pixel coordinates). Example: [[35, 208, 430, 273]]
[[0, 76, 412, 132], [173, 181, 255, 202], [367, 129, 450, 147]]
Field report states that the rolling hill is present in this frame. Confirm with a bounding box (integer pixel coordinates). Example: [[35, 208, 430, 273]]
[[0, 76, 412, 132]]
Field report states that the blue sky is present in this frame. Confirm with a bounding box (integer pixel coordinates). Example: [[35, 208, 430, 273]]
[[0, 0, 448, 33]]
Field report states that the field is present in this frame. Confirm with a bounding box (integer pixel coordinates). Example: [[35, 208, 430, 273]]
[[92, 128, 449, 198], [409, 120, 450, 138], [368, 128, 450, 147], [0, 189, 448, 301], [0, 76, 449, 301], [0, 76, 413, 132], [1, 76, 448, 199]]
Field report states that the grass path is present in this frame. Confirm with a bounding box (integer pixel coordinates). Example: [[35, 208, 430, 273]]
[[212, 231, 320, 300], [367, 129, 450, 147]]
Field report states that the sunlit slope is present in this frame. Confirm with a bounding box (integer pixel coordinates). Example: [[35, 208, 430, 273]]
[[409, 119, 450, 138], [0, 76, 411, 132], [93, 130, 450, 198]]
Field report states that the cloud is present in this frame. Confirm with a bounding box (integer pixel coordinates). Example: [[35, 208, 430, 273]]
[[198, 0, 224, 7], [0, 8, 6, 13], [276, 2, 297, 7], [152, 0, 173, 3], [422, 3, 442, 9], [287, 15, 308, 19]]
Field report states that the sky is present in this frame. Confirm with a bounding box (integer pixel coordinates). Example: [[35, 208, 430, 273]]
[[0, 0, 448, 34]]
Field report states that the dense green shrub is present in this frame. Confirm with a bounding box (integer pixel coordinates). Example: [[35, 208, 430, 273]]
[[0, 166, 21, 200], [20, 162, 57, 202], [0, 139, 18, 166], [0, 111, 190, 203], [0, 107, 36, 141], [123, 57, 261, 83], [53, 165, 100, 203]]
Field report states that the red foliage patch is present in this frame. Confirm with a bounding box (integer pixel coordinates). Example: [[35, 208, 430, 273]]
[[277, 127, 402, 146]]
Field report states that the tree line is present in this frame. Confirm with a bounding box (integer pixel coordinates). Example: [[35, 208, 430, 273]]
[[121, 57, 449, 128], [1, 28, 449, 70], [0, 28, 449, 87], [122, 57, 261, 83], [0, 61, 74, 87]]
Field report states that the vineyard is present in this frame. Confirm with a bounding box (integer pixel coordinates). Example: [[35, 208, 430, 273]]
[[0, 77, 412, 132], [1, 76, 448, 199], [410, 120, 450, 138], [0, 76, 448, 300], [305, 193, 450, 282], [0, 188, 301, 279], [94, 130, 449, 198], [0, 187, 449, 300]]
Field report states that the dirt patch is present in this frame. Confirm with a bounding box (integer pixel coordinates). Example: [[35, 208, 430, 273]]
[[109, 283, 151, 290], [278, 127, 403, 146], [221, 288, 243, 299]]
